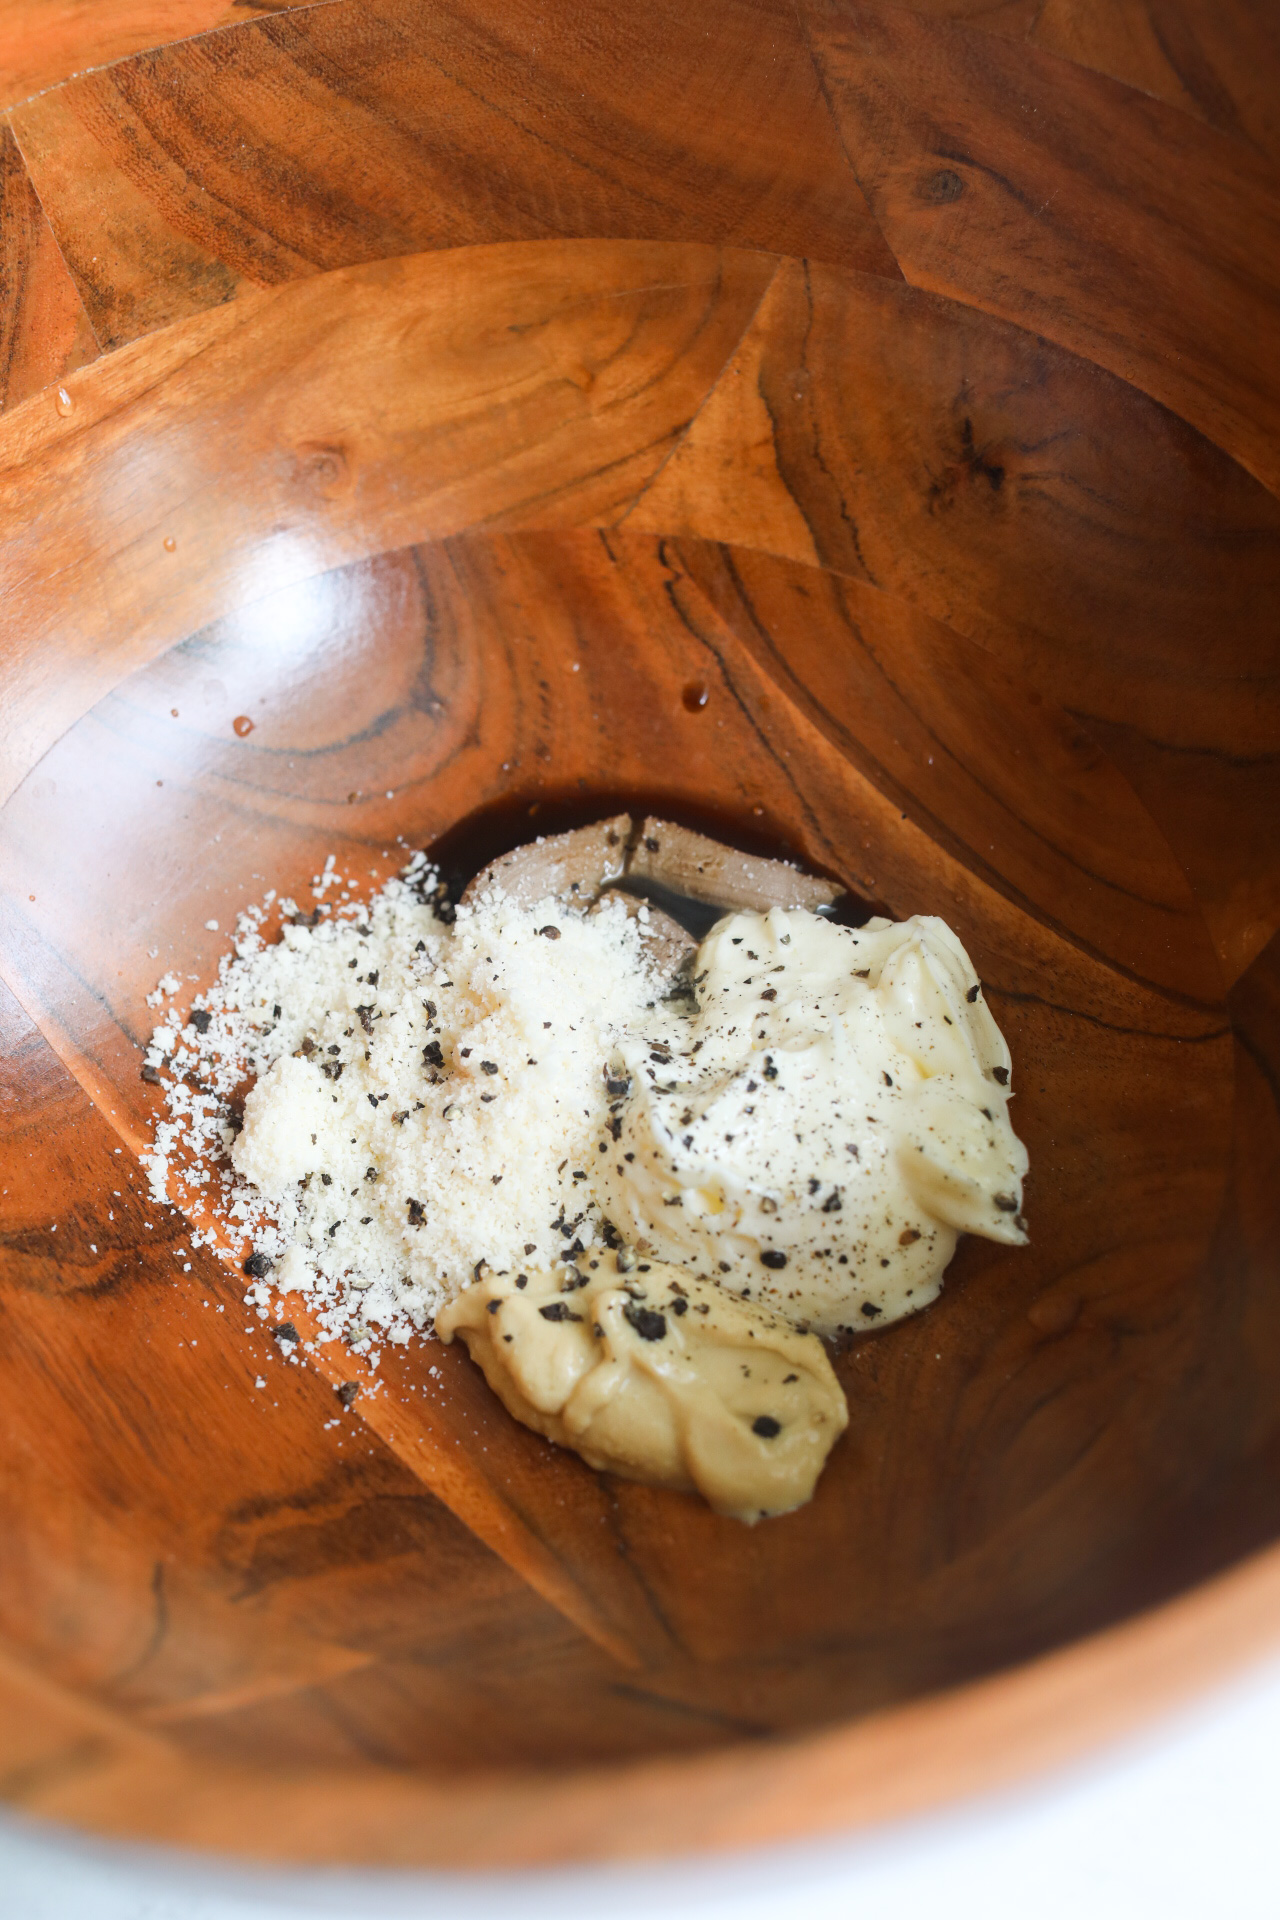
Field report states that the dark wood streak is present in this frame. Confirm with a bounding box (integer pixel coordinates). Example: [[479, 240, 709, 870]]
[[8, 0, 896, 353], [0, 981, 759, 1780], [627, 253, 1280, 983], [801, 1, 1280, 498], [1031, 0, 1280, 162], [0, 0, 328, 113], [671, 537, 1223, 1009]]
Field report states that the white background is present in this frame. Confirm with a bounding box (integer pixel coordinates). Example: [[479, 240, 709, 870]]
[[4, 1648, 1278, 1920]]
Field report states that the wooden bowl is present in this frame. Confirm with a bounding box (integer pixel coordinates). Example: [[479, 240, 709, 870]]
[[2, 0, 1279, 1871]]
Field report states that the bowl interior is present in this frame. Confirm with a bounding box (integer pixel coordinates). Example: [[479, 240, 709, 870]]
[[2, 233, 1279, 1847]]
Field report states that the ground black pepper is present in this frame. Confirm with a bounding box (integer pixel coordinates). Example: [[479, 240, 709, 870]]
[[624, 1303, 667, 1340]]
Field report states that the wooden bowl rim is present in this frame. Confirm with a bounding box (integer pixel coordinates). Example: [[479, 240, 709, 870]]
[[17, 1530, 1280, 1869]]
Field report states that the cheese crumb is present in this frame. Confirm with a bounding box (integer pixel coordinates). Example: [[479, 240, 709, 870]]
[[145, 867, 665, 1348]]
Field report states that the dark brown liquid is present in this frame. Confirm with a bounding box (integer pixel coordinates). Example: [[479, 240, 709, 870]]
[[423, 788, 875, 927]]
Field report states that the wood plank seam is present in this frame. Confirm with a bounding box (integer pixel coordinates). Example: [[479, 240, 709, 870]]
[[0, 0, 347, 115], [0, 107, 101, 411], [0, 938, 649, 1671], [798, 0, 1280, 500], [792, 0, 902, 274], [0, 242, 781, 801], [605, 258, 785, 531], [2, 108, 101, 345]]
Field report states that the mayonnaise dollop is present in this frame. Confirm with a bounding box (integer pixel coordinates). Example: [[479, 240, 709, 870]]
[[600, 908, 1028, 1335], [436, 1257, 847, 1522]]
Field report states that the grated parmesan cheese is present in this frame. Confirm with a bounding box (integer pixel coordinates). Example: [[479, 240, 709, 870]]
[[143, 862, 668, 1351]]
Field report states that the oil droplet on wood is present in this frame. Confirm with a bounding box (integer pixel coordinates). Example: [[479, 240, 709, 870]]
[[233, 715, 255, 737], [682, 681, 710, 712], [55, 387, 73, 416], [164, 535, 176, 552]]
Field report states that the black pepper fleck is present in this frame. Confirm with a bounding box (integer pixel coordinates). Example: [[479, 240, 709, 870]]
[[624, 1303, 668, 1341]]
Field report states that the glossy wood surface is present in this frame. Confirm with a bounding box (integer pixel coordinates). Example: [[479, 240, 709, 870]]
[[2, 0, 1279, 1871], [5, 0, 895, 351], [0, 119, 96, 408]]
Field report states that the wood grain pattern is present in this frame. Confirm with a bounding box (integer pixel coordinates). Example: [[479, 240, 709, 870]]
[[5, 525, 1280, 1856], [9, 0, 896, 352], [625, 256, 1280, 982], [0, 239, 776, 806], [2, 524, 1257, 1758], [0, 0, 319, 111], [0, 0, 1278, 1868], [892, 0, 1280, 161], [0, 120, 97, 409], [669, 540, 1219, 1005], [6, 240, 1276, 981], [1032, 0, 1280, 161], [902, 0, 1046, 34], [802, 0, 1280, 500], [11, 1528, 1280, 1865], [0, 977, 753, 1770]]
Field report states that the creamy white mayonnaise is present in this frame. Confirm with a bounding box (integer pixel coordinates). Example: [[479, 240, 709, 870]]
[[600, 908, 1028, 1335]]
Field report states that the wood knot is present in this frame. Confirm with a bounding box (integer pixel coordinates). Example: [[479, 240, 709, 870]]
[[917, 167, 966, 205], [291, 440, 353, 500]]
